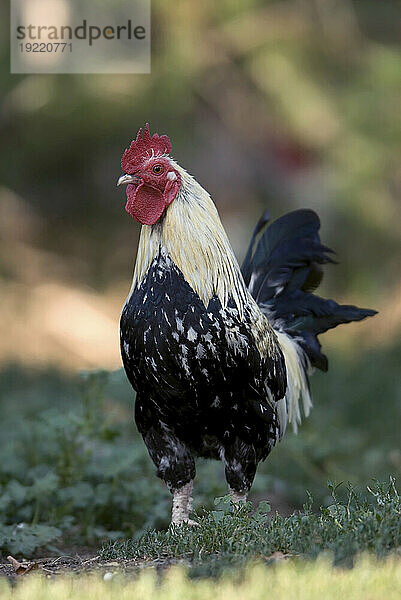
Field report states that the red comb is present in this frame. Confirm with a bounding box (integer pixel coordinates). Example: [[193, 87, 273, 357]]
[[121, 123, 172, 173]]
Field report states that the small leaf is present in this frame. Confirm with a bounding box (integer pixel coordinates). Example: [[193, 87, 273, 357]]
[[257, 500, 271, 515], [7, 555, 39, 575]]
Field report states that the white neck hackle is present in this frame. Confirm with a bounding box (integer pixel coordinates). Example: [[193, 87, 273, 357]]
[[129, 161, 249, 317]]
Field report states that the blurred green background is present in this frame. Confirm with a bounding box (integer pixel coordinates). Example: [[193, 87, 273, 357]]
[[0, 0, 400, 555]]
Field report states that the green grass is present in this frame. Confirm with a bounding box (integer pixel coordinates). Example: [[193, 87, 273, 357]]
[[102, 479, 401, 578], [0, 557, 400, 600]]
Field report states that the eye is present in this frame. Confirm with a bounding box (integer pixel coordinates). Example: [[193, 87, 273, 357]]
[[152, 164, 164, 175]]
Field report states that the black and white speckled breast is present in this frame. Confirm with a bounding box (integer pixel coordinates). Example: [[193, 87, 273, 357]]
[[120, 249, 286, 451]]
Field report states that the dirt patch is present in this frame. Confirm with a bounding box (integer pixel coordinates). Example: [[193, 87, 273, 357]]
[[0, 554, 186, 582]]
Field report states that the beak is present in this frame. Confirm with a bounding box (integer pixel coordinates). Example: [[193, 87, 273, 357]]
[[117, 174, 141, 186]]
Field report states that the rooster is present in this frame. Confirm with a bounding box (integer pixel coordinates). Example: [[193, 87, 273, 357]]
[[117, 124, 376, 525]]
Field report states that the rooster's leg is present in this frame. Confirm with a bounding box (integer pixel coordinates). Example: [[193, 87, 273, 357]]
[[223, 439, 257, 504], [171, 480, 198, 525], [229, 488, 248, 503], [138, 413, 197, 525]]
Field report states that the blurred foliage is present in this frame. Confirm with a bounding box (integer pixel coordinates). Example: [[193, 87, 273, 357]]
[[0, 0, 400, 296], [259, 340, 401, 503], [0, 369, 223, 556]]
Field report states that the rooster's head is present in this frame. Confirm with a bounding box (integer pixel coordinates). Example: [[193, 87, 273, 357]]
[[117, 124, 181, 225]]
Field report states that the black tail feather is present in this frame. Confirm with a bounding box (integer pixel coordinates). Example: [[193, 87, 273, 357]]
[[242, 209, 271, 286], [242, 209, 377, 371]]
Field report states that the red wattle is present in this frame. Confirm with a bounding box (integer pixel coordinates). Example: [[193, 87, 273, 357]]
[[125, 183, 167, 225]]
